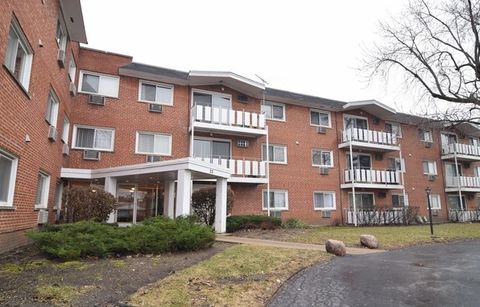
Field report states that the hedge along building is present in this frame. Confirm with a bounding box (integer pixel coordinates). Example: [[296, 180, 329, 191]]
[[3, 0, 480, 254]]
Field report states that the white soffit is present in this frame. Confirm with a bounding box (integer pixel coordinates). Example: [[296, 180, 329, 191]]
[[188, 71, 265, 98], [59, 0, 88, 43], [454, 122, 480, 137], [343, 100, 397, 119]]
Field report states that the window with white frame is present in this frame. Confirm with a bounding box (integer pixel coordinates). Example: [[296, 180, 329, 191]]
[[387, 157, 406, 172], [312, 149, 333, 167], [262, 190, 288, 210], [422, 161, 437, 175], [348, 193, 375, 210], [61, 116, 70, 144], [313, 192, 336, 210], [475, 166, 480, 177], [79, 71, 120, 97], [429, 194, 441, 209], [392, 194, 408, 208], [262, 144, 287, 164], [136, 132, 172, 156], [385, 122, 402, 137], [419, 129, 433, 142], [469, 137, 480, 147], [35, 172, 50, 209], [261, 101, 285, 121], [310, 110, 331, 127], [4, 17, 33, 91], [139, 81, 174, 105], [73, 126, 115, 151], [55, 20, 67, 52], [45, 91, 59, 128], [0, 150, 18, 207], [68, 54, 76, 82]]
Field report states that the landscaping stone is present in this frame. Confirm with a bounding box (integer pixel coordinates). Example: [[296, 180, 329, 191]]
[[360, 234, 379, 249], [415, 215, 424, 224], [325, 239, 346, 256]]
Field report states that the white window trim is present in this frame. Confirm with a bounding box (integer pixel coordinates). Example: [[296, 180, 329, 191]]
[[193, 136, 233, 159], [68, 53, 76, 82], [262, 101, 286, 122], [311, 149, 334, 167], [441, 132, 458, 146], [310, 109, 332, 128], [45, 90, 60, 128], [61, 115, 70, 144], [422, 160, 438, 175], [138, 80, 174, 106], [385, 121, 402, 138], [55, 19, 67, 52], [191, 88, 232, 107], [262, 189, 289, 211], [5, 17, 33, 91], [262, 144, 288, 164], [0, 150, 18, 207], [135, 131, 172, 156], [389, 157, 406, 173], [346, 152, 372, 170], [429, 194, 441, 209], [78, 70, 120, 98], [348, 192, 376, 209], [343, 114, 369, 130], [72, 125, 115, 152], [420, 129, 433, 143], [392, 193, 409, 208], [313, 191, 336, 211], [35, 172, 50, 209]]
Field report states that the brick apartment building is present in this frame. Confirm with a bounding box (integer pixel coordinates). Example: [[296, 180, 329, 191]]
[[1, 0, 480, 253]]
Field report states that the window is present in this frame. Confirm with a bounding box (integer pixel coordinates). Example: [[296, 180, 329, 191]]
[[4, 17, 33, 91], [429, 194, 441, 209], [68, 54, 76, 82], [262, 101, 285, 121], [392, 194, 408, 208], [193, 139, 231, 160], [262, 144, 287, 164], [313, 192, 336, 210], [310, 110, 331, 127], [447, 195, 465, 210], [469, 137, 480, 147], [0, 151, 18, 207], [35, 172, 50, 209], [475, 166, 480, 177], [136, 132, 172, 156], [419, 129, 433, 142], [73, 126, 115, 151], [312, 149, 333, 167], [422, 161, 437, 175], [344, 115, 368, 130], [55, 20, 67, 52], [45, 91, 59, 128], [348, 193, 374, 210], [262, 190, 288, 210], [193, 90, 231, 109], [445, 163, 462, 177], [61, 116, 70, 144], [346, 153, 371, 169], [139, 81, 174, 106], [79, 71, 120, 97], [387, 158, 405, 172], [441, 133, 457, 145], [385, 122, 402, 137]]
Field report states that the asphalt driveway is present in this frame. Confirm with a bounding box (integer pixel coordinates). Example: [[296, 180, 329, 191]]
[[269, 240, 480, 307]]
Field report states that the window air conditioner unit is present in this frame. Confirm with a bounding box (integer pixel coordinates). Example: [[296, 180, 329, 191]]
[[270, 211, 282, 218], [375, 153, 383, 161], [320, 167, 329, 175], [48, 125, 57, 141], [424, 141, 433, 148], [428, 174, 436, 181], [317, 126, 327, 134], [432, 210, 439, 216], [37, 209, 49, 224], [148, 103, 163, 113], [69, 82, 77, 96], [146, 155, 161, 163], [237, 94, 249, 103], [88, 95, 105, 106], [322, 210, 331, 218], [237, 140, 249, 148], [62, 143, 70, 156], [83, 150, 101, 160], [57, 49, 65, 68]]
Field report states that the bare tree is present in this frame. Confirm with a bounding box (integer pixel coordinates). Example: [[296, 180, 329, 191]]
[[365, 0, 480, 124]]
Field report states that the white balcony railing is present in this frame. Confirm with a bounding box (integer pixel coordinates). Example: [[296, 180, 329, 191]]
[[445, 176, 480, 188], [342, 128, 397, 146], [442, 143, 480, 157], [344, 168, 401, 185], [192, 105, 266, 131], [194, 157, 267, 178], [448, 209, 480, 222], [346, 209, 407, 225]]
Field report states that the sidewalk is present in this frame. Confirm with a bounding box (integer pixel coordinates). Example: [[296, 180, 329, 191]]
[[216, 234, 386, 255]]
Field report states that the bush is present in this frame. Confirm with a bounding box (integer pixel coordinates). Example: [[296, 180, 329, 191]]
[[191, 187, 234, 225], [282, 218, 309, 229], [226, 215, 281, 233], [27, 217, 215, 260], [62, 186, 116, 223]]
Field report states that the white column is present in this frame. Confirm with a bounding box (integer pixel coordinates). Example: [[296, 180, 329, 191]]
[[175, 169, 192, 217], [104, 177, 117, 223], [214, 178, 228, 233], [163, 180, 175, 218]]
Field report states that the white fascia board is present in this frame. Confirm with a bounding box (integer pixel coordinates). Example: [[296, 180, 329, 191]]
[[344, 100, 397, 115], [188, 71, 265, 90]]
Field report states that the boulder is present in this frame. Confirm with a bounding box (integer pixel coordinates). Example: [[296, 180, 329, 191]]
[[325, 239, 346, 256], [360, 234, 379, 249]]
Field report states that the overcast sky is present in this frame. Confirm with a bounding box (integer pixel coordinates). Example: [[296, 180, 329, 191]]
[[81, 0, 422, 112]]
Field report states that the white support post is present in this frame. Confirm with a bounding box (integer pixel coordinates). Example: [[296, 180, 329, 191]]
[[163, 180, 175, 218], [454, 149, 464, 210], [104, 177, 117, 223], [214, 178, 228, 233], [349, 129, 357, 227], [175, 169, 192, 217], [399, 144, 407, 207]]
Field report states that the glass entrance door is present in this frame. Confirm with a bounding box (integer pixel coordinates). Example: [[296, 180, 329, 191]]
[[117, 184, 135, 223], [116, 184, 162, 224]]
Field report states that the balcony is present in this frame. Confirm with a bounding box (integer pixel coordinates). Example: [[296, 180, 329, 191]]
[[445, 176, 480, 192], [338, 128, 399, 151], [448, 209, 480, 222], [191, 105, 267, 137], [193, 157, 268, 183], [342, 168, 403, 189], [441, 143, 480, 161]]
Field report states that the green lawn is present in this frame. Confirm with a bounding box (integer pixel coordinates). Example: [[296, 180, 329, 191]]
[[293, 223, 480, 249]]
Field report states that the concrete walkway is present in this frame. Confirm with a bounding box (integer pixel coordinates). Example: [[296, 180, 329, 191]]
[[216, 234, 386, 255]]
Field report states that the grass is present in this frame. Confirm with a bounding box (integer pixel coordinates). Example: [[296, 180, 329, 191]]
[[54, 260, 92, 270], [292, 223, 480, 249], [129, 245, 331, 306], [0, 259, 50, 274], [36, 285, 93, 306]]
